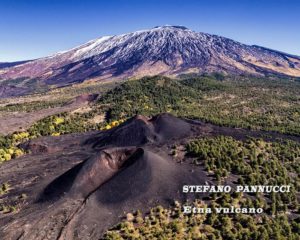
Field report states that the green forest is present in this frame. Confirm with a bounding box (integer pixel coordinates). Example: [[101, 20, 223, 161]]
[[1, 75, 300, 162], [104, 200, 299, 240], [104, 136, 300, 240], [0, 75, 299, 239], [98, 75, 300, 135]]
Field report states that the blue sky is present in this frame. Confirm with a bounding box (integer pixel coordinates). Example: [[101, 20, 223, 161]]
[[1, 0, 299, 61]]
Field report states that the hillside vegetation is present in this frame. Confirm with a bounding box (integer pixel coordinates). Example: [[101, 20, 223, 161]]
[[104, 136, 300, 239], [0, 75, 300, 239], [98, 75, 300, 135], [0, 75, 299, 163], [104, 200, 299, 240]]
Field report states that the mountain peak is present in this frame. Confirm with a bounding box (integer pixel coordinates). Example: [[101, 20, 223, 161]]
[[152, 25, 189, 30], [1, 26, 300, 97]]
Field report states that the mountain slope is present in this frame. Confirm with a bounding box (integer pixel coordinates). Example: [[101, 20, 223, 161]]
[[0, 60, 30, 70], [1, 113, 299, 239], [0, 25, 300, 96]]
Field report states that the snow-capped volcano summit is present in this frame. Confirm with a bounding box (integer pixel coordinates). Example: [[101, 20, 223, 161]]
[[1, 25, 300, 96]]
